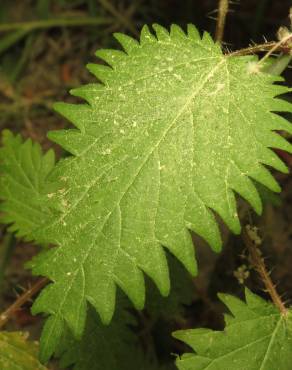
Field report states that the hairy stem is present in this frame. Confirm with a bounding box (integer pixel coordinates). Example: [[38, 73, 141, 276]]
[[215, 0, 229, 43], [257, 33, 292, 66], [228, 36, 292, 58], [0, 277, 49, 329], [242, 227, 287, 315], [227, 41, 278, 56]]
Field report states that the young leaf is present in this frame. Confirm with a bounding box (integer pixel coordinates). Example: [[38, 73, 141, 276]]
[[174, 289, 292, 370], [0, 331, 46, 370], [0, 24, 291, 358]]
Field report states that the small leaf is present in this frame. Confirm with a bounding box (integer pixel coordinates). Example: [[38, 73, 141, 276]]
[[174, 289, 292, 370]]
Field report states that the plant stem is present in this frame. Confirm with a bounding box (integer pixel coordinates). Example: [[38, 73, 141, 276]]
[[257, 33, 292, 67], [0, 277, 49, 329], [0, 16, 112, 33], [227, 41, 277, 56], [215, 0, 229, 43], [242, 227, 287, 316], [229, 35, 292, 60], [227, 42, 292, 73]]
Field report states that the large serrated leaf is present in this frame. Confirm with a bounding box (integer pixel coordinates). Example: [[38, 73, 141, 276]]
[[0, 331, 46, 370], [1, 24, 291, 360], [174, 289, 292, 370]]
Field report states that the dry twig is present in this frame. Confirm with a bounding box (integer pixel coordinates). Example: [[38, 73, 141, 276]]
[[215, 0, 229, 43], [0, 278, 49, 329]]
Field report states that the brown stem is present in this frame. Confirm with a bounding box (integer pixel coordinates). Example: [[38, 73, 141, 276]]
[[227, 39, 292, 57], [242, 227, 287, 315], [215, 0, 229, 43], [257, 33, 292, 66], [227, 42, 277, 56], [0, 277, 49, 329]]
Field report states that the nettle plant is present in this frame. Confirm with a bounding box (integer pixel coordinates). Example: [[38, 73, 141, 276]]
[[1, 12, 292, 370]]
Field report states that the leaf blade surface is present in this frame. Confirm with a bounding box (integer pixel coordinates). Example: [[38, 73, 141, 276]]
[[174, 289, 292, 370]]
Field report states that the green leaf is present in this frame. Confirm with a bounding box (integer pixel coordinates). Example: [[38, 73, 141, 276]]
[[0, 130, 55, 239], [0, 331, 46, 370], [174, 289, 292, 370], [0, 24, 291, 359]]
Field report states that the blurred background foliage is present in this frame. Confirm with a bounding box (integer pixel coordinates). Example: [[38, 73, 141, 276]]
[[0, 1, 292, 369]]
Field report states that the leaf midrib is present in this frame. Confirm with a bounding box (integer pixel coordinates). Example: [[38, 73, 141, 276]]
[[52, 58, 226, 237], [75, 59, 226, 275], [38, 57, 226, 325], [259, 315, 284, 370]]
